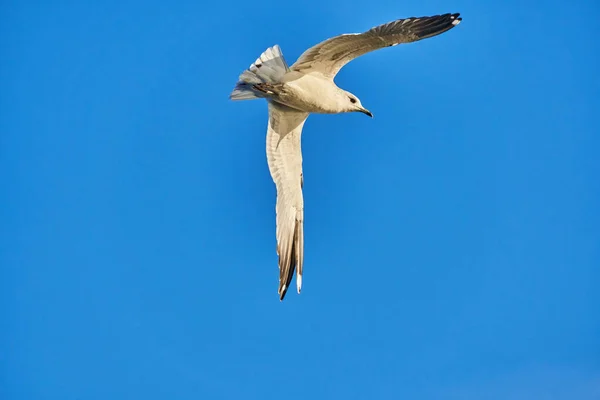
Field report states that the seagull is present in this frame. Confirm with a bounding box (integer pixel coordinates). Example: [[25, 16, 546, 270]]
[[230, 13, 462, 300]]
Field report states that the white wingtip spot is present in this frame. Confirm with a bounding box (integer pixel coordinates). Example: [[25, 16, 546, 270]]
[[452, 18, 461, 26], [297, 275, 302, 294]]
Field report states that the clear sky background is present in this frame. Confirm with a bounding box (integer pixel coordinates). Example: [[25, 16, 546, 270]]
[[2, 1, 599, 399]]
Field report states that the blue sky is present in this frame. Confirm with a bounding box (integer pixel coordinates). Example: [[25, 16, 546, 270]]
[[2, 1, 599, 399]]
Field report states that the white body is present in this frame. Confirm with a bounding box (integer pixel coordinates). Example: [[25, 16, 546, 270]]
[[278, 72, 351, 114]]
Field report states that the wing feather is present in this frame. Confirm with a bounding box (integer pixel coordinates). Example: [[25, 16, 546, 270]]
[[266, 102, 309, 300], [291, 13, 461, 79]]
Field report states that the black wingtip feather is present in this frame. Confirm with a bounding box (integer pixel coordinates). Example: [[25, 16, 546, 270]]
[[366, 12, 462, 44], [410, 13, 462, 40], [278, 228, 298, 301]]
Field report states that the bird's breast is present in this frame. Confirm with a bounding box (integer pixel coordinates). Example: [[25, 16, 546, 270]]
[[278, 73, 341, 113]]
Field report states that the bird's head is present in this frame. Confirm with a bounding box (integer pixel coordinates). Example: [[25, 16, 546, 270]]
[[343, 91, 372, 117]]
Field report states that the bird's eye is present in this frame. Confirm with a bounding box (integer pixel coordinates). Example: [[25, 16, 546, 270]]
[[349, 97, 356, 104]]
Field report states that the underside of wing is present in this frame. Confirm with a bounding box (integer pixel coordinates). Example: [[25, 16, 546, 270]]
[[266, 102, 309, 300], [291, 13, 461, 79]]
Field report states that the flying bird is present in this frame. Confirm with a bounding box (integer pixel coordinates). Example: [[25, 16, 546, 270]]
[[230, 13, 462, 300]]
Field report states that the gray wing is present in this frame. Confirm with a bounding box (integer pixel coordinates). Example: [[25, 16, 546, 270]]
[[291, 13, 461, 79], [266, 102, 309, 300]]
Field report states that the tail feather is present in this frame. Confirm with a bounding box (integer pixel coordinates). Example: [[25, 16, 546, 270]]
[[230, 45, 290, 101]]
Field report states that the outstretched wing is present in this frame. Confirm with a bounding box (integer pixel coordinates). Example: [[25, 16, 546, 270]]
[[266, 102, 309, 300], [291, 13, 461, 79]]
